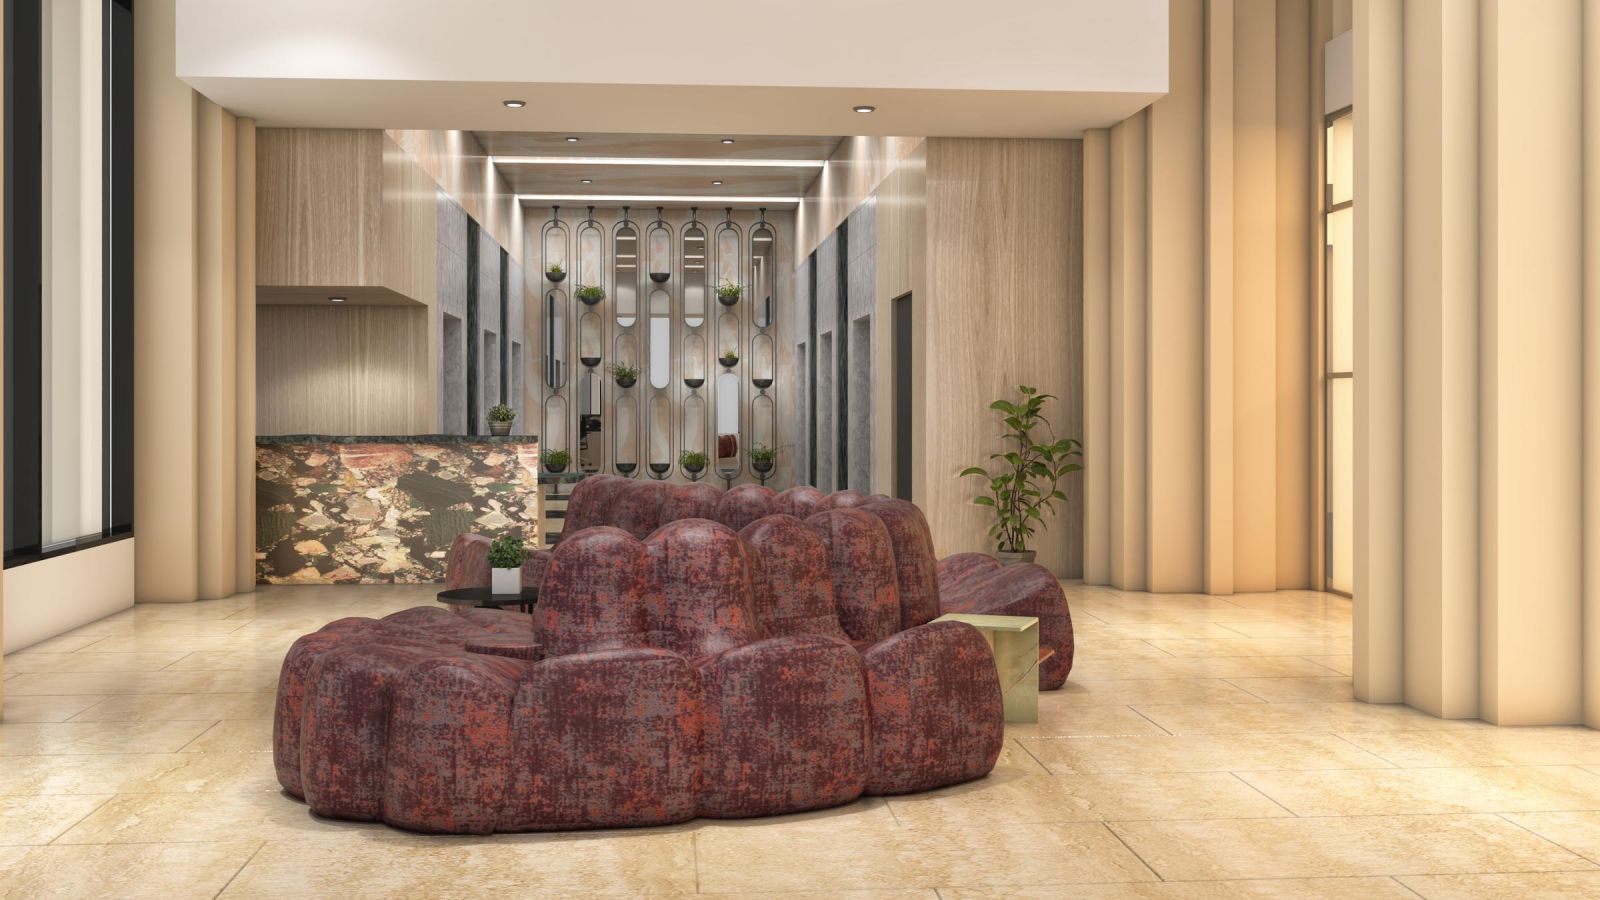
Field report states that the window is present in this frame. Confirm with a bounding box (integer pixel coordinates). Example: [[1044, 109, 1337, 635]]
[[1324, 107, 1352, 595], [4, 0, 134, 566]]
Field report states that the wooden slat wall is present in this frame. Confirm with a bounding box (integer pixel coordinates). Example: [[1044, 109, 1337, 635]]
[[256, 306, 432, 435], [255, 129, 383, 288]]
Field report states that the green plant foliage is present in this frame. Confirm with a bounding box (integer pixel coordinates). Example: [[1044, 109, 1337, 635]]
[[606, 362, 640, 381], [678, 449, 708, 470], [542, 448, 571, 468], [959, 385, 1082, 554], [576, 283, 605, 302], [747, 443, 777, 463], [487, 403, 516, 423], [488, 533, 526, 569], [547, 262, 564, 275], [716, 281, 743, 301], [720, 350, 739, 362]]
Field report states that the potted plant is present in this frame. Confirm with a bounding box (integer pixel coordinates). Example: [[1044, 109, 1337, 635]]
[[543, 448, 570, 474], [546, 263, 566, 283], [576, 283, 605, 305], [716, 281, 743, 306], [679, 449, 708, 476], [748, 443, 777, 476], [959, 385, 1082, 565], [718, 350, 739, 368], [487, 403, 516, 436], [607, 362, 639, 388], [487, 534, 525, 595]]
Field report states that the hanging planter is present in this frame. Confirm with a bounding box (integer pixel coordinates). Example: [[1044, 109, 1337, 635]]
[[718, 351, 739, 369], [683, 377, 705, 390], [580, 356, 601, 370], [576, 284, 605, 305], [752, 377, 773, 391], [614, 462, 637, 476], [648, 462, 671, 478], [716, 281, 743, 306], [542, 448, 570, 474], [607, 362, 639, 388], [546, 263, 567, 283]]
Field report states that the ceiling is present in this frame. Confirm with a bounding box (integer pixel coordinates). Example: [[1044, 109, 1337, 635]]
[[477, 132, 838, 209]]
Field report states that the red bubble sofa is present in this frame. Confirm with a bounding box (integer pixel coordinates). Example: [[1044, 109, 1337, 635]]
[[449, 477, 1074, 689], [275, 508, 1005, 833]]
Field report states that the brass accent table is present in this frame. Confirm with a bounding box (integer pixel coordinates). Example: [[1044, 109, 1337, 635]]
[[933, 613, 1046, 723]]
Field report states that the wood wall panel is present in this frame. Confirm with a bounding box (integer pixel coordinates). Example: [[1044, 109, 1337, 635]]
[[256, 129, 382, 288], [256, 306, 432, 435], [798, 136, 925, 259], [389, 129, 522, 265]]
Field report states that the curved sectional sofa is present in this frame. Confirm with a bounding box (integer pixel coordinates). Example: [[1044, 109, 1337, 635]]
[[274, 476, 1074, 834]]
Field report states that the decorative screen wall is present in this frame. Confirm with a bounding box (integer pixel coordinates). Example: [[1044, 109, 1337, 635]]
[[530, 206, 795, 489]]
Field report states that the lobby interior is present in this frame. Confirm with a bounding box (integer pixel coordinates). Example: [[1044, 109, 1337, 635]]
[[6, 0, 1600, 897]]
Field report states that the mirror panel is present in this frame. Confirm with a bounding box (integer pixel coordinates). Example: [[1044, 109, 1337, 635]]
[[683, 221, 707, 327], [752, 392, 775, 454], [682, 332, 705, 388], [648, 394, 672, 476], [577, 220, 603, 291], [715, 371, 741, 478], [717, 311, 740, 360], [614, 221, 638, 327], [542, 394, 568, 464], [578, 311, 602, 369], [542, 219, 568, 274], [682, 392, 706, 458], [615, 331, 638, 369], [647, 221, 671, 283], [751, 332, 774, 390], [716, 225, 740, 286], [649, 313, 671, 390], [613, 392, 638, 476], [543, 289, 567, 389], [577, 370, 603, 473], [751, 223, 776, 329]]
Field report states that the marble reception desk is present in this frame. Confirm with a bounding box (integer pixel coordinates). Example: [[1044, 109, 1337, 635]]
[[256, 435, 540, 584]]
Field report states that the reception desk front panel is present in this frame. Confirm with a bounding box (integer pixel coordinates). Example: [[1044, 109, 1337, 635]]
[[256, 436, 539, 584]]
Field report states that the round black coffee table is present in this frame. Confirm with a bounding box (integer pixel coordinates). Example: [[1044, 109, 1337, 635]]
[[436, 586, 539, 614]]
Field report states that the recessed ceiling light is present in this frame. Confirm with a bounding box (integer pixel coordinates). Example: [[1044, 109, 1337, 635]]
[[853, 105, 876, 114], [565, 136, 580, 142], [581, 179, 592, 184], [721, 138, 736, 144], [328, 296, 346, 303], [502, 99, 526, 109], [712, 181, 723, 186]]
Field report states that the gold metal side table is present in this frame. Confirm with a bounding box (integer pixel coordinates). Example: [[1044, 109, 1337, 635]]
[[933, 613, 1046, 723]]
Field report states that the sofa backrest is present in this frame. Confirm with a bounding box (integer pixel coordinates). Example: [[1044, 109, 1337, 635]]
[[857, 497, 942, 629], [739, 515, 850, 642], [643, 519, 766, 659], [534, 526, 652, 656], [660, 482, 721, 522], [775, 485, 826, 519], [803, 508, 901, 645], [714, 484, 778, 532]]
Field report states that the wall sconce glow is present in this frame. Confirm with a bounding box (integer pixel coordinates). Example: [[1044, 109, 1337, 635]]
[[852, 105, 876, 114], [565, 136, 580, 142], [502, 99, 526, 109], [581, 179, 592, 184], [721, 138, 736, 144], [712, 181, 723, 186], [328, 296, 346, 303]]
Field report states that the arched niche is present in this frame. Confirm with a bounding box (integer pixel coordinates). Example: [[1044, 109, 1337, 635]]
[[750, 219, 776, 330], [578, 311, 602, 370], [577, 369, 603, 473], [752, 392, 775, 454], [682, 332, 706, 389], [613, 392, 638, 477], [715, 371, 742, 479], [717, 311, 741, 362], [648, 394, 672, 478], [542, 395, 568, 468], [682, 218, 708, 328], [646, 214, 672, 284], [614, 215, 639, 327], [649, 288, 671, 390], [541, 210, 569, 281], [751, 332, 775, 391], [682, 392, 707, 463], [714, 217, 742, 291], [543, 289, 567, 390], [576, 213, 604, 298]]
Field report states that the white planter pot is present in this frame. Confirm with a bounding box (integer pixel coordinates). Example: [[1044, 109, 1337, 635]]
[[491, 567, 521, 595]]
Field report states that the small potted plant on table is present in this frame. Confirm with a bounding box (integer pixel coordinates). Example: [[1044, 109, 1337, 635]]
[[960, 385, 1082, 565], [488, 534, 526, 595], [487, 403, 516, 436], [679, 449, 708, 479], [576, 283, 605, 305], [607, 362, 639, 388], [543, 448, 570, 474], [546, 263, 566, 283], [716, 281, 743, 306]]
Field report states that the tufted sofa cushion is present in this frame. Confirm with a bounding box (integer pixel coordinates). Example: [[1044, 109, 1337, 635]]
[[803, 508, 901, 646], [712, 484, 779, 532]]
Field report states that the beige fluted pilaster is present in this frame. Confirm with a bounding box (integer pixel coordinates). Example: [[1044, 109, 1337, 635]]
[[1275, 0, 1315, 585], [1204, 0, 1237, 597], [1082, 131, 1112, 586], [1477, 0, 1582, 725], [1584, 0, 1600, 728], [1108, 112, 1150, 591], [1351, 0, 1403, 703], [236, 121, 257, 591], [1146, 0, 1206, 592]]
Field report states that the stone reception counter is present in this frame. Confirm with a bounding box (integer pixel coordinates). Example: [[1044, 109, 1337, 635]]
[[255, 435, 540, 584]]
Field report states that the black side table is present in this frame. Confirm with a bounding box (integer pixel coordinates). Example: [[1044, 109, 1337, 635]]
[[436, 586, 539, 615]]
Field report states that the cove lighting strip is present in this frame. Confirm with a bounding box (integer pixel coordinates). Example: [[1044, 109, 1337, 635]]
[[491, 156, 824, 168], [517, 194, 800, 205]]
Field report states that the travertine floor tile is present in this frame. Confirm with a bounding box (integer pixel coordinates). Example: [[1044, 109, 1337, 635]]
[[0, 840, 260, 899], [1342, 727, 1600, 768], [1046, 677, 1264, 708], [1145, 637, 1355, 658], [0, 719, 213, 756], [55, 792, 375, 844], [1111, 814, 1594, 880], [885, 771, 1287, 827], [1131, 701, 1478, 735], [69, 692, 275, 722], [1069, 656, 1342, 680], [1239, 766, 1600, 816], [0, 650, 190, 674], [1500, 811, 1600, 862], [1004, 704, 1168, 738], [1304, 654, 1354, 675], [0, 694, 108, 723], [937, 877, 1416, 898], [181, 719, 275, 753], [0, 795, 110, 845], [1019, 732, 1394, 775], [0, 752, 278, 796], [2, 669, 276, 696], [1398, 870, 1600, 898], [1224, 676, 1354, 703]]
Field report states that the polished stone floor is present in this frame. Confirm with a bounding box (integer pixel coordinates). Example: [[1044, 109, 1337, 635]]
[[3, 583, 1600, 897]]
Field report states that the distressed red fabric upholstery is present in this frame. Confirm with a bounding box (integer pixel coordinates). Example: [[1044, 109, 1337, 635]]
[[739, 516, 850, 641], [774, 485, 826, 519], [560, 474, 625, 535], [712, 484, 778, 532], [444, 533, 550, 591], [803, 509, 901, 646], [940, 557, 1075, 689], [857, 497, 943, 630], [660, 482, 722, 522], [819, 488, 870, 509]]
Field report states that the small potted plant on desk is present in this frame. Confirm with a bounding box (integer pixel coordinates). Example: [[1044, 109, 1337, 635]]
[[748, 443, 777, 480], [488, 534, 526, 595], [960, 385, 1082, 566], [543, 448, 570, 474], [546, 262, 566, 283], [576, 283, 605, 305], [487, 403, 516, 436], [716, 281, 743, 306], [608, 362, 639, 388], [718, 349, 739, 368], [679, 449, 708, 480]]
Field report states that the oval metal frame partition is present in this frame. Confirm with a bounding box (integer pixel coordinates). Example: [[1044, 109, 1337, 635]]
[[540, 208, 571, 474]]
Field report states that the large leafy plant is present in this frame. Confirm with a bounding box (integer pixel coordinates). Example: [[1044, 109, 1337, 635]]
[[960, 386, 1082, 553]]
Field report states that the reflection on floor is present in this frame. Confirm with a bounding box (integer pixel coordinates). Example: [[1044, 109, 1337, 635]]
[[3, 583, 1600, 897]]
